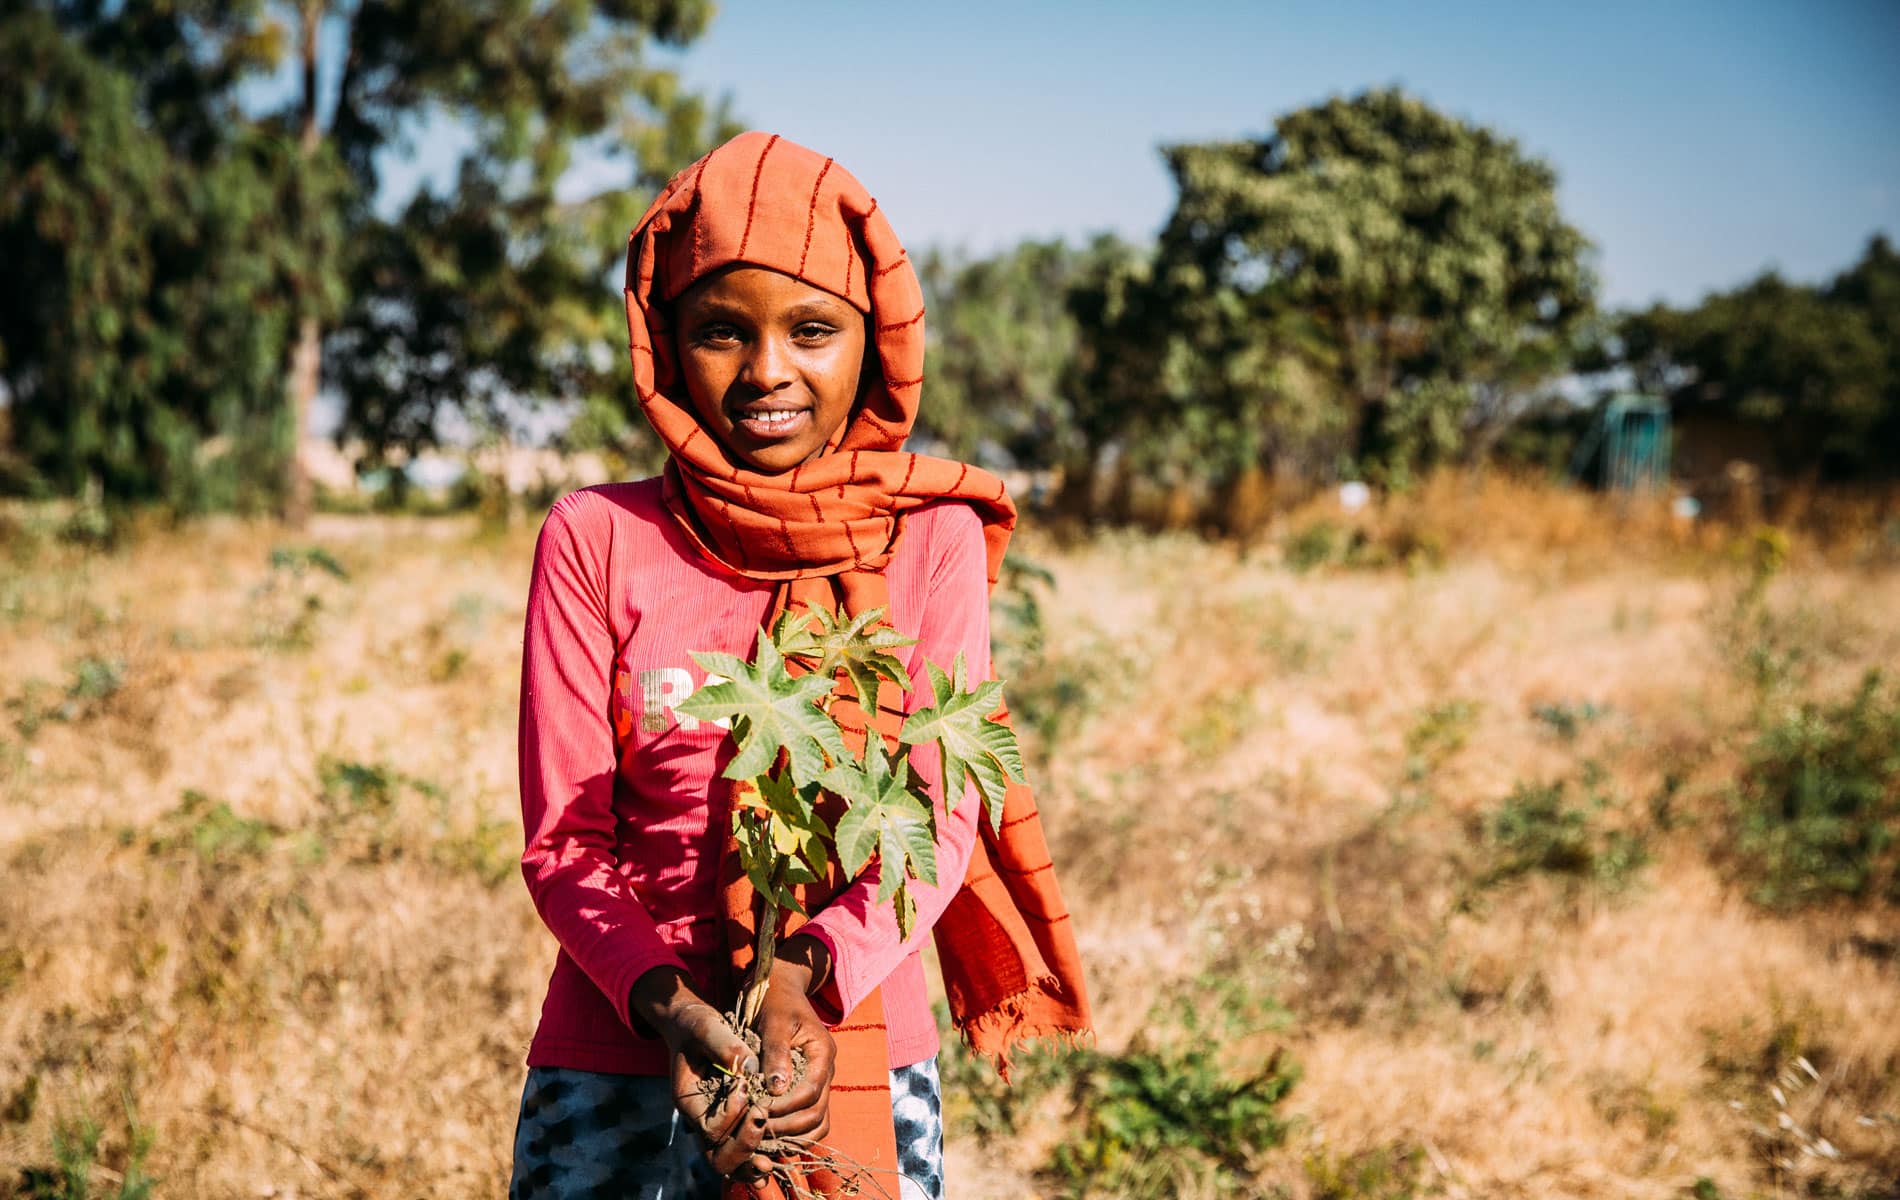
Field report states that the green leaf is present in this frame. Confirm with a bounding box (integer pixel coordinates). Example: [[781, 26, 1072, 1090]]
[[823, 738, 938, 926], [678, 630, 847, 786], [899, 652, 1026, 832], [775, 605, 917, 717]]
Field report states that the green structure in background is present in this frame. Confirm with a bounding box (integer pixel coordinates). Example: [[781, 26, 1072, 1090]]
[[1569, 394, 1672, 492]]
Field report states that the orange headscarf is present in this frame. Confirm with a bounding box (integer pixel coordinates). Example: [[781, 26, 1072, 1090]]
[[625, 131, 1090, 1198]]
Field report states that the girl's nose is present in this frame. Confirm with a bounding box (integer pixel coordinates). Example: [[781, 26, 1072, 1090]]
[[739, 334, 795, 392]]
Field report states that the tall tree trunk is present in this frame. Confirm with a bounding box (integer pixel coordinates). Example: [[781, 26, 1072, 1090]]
[[282, 1, 325, 528]]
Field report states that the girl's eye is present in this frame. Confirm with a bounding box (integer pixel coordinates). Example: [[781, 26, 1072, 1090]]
[[793, 323, 836, 343], [691, 323, 742, 347]]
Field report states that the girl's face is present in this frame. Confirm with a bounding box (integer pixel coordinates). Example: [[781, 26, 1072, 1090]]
[[673, 266, 868, 474]]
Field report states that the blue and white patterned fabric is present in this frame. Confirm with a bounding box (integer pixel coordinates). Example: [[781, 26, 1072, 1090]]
[[509, 1058, 944, 1200]]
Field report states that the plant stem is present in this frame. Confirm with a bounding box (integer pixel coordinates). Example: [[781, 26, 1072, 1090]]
[[735, 867, 783, 1033]]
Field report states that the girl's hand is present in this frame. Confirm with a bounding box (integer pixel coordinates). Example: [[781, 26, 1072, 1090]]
[[756, 936, 838, 1151], [629, 968, 768, 1177]]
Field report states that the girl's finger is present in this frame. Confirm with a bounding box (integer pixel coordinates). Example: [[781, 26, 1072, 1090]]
[[763, 1072, 822, 1120], [763, 1101, 826, 1140]]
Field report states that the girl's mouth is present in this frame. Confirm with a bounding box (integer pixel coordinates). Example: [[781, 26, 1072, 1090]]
[[733, 408, 809, 440]]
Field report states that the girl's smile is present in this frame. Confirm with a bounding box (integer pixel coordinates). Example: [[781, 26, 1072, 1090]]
[[674, 266, 869, 474]]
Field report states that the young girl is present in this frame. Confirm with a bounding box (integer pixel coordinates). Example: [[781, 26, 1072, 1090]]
[[512, 131, 1090, 1199]]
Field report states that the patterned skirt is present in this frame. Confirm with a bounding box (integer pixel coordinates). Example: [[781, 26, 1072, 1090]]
[[509, 1057, 944, 1199]]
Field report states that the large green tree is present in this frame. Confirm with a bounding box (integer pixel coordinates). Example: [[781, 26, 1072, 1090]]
[[1135, 87, 1596, 487], [308, 0, 733, 516], [1, 3, 342, 510], [1, 0, 730, 515], [916, 237, 1138, 471]]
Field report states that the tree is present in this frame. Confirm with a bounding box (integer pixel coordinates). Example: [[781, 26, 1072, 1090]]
[[304, 0, 735, 517], [1138, 87, 1596, 487], [916, 237, 1143, 477], [0, 1, 731, 515], [1616, 238, 1897, 478], [0, 3, 342, 511]]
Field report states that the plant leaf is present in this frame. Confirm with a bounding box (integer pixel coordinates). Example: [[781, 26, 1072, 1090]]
[[801, 605, 917, 717], [678, 630, 847, 786], [898, 651, 1026, 832]]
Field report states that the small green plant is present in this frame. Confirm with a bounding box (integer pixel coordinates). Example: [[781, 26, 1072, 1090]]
[[1475, 772, 1648, 895], [676, 605, 1024, 1189], [1405, 699, 1480, 782], [251, 545, 349, 650], [1531, 699, 1608, 742], [992, 551, 1054, 679], [1730, 670, 1900, 910], [145, 790, 281, 862], [1303, 1144, 1431, 1200], [1044, 985, 1298, 1200], [6, 656, 127, 737], [18, 1093, 156, 1200], [1284, 520, 1344, 572]]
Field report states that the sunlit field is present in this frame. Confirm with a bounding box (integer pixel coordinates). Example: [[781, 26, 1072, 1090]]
[[2, 476, 1896, 1199]]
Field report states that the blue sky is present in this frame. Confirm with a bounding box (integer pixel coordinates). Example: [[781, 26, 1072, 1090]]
[[366, 0, 1900, 310]]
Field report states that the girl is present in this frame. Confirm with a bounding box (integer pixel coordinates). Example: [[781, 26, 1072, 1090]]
[[512, 131, 1090, 1199]]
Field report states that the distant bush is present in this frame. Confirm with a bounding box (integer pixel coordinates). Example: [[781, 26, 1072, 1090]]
[[1476, 771, 1648, 895], [1280, 518, 1446, 574], [1731, 670, 1900, 910]]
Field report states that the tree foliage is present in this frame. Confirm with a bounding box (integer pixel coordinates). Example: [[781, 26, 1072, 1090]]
[[917, 239, 1114, 468], [916, 89, 1600, 510], [315, 0, 736, 472], [0, 3, 344, 510], [1617, 236, 1899, 477], [1141, 87, 1596, 486], [0, 0, 732, 508]]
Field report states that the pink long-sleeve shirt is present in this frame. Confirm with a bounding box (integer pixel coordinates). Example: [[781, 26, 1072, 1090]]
[[517, 479, 986, 1073]]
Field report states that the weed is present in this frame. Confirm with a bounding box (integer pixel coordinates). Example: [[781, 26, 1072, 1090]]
[[251, 545, 349, 650], [1046, 1038, 1297, 1199], [1042, 969, 1298, 1199], [993, 551, 1055, 680], [6, 657, 127, 737], [1404, 699, 1480, 784], [318, 757, 405, 815], [1531, 699, 1609, 742], [1474, 773, 1648, 895], [1009, 626, 1128, 751], [267, 545, 349, 581], [1285, 521, 1345, 572], [17, 1092, 155, 1200], [936, 1013, 1063, 1144], [146, 790, 280, 862], [1729, 670, 1900, 910], [1303, 1144, 1432, 1199]]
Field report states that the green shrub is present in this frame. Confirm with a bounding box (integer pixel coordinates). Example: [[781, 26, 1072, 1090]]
[[17, 1093, 155, 1200], [1043, 976, 1297, 1200], [145, 789, 280, 862], [1477, 773, 1648, 894], [1046, 1037, 1297, 1199], [1304, 1144, 1431, 1199], [1731, 670, 1900, 910], [1284, 521, 1344, 572]]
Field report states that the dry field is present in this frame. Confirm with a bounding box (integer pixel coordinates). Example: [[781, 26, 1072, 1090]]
[[1, 477, 1896, 1199]]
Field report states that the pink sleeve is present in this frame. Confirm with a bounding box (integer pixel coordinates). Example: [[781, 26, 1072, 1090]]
[[517, 493, 688, 1031], [801, 504, 989, 1022]]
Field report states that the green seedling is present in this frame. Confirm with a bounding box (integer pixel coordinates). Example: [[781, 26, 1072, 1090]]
[[678, 604, 1024, 1038]]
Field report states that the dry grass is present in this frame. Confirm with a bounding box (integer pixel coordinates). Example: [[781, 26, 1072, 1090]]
[[1, 479, 1896, 1199]]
